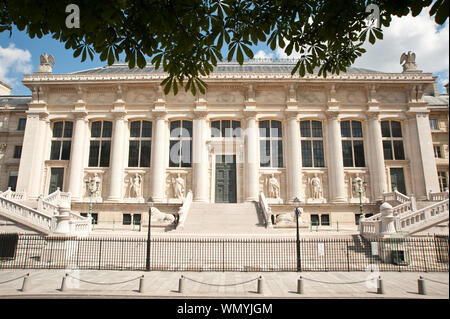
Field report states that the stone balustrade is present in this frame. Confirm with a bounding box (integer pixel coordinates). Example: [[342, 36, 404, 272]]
[[43, 188, 72, 205], [0, 188, 27, 201], [428, 190, 450, 201], [383, 190, 410, 204], [259, 192, 273, 228], [398, 199, 449, 232], [176, 190, 193, 230]]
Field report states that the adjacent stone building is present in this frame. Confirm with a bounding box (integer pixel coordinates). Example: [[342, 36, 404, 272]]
[[0, 56, 448, 230]]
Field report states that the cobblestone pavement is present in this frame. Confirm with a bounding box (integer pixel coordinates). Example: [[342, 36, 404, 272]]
[[0, 269, 448, 299]]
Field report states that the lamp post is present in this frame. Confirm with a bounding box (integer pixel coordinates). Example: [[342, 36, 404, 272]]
[[146, 199, 153, 271], [293, 197, 302, 272], [353, 177, 367, 219], [85, 176, 100, 221]]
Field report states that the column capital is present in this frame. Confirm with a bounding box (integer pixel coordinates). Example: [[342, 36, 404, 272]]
[[324, 110, 339, 120], [285, 111, 299, 120], [152, 110, 168, 120], [72, 110, 88, 120], [193, 109, 208, 120], [243, 110, 258, 121], [111, 109, 127, 120], [366, 111, 380, 121], [405, 110, 429, 119]]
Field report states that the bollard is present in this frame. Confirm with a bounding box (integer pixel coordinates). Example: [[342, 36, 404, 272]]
[[297, 276, 303, 295], [21, 274, 30, 292], [257, 276, 265, 294], [60, 274, 68, 292], [377, 276, 384, 294], [418, 276, 426, 295], [139, 275, 146, 294], [178, 275, 185, 293]]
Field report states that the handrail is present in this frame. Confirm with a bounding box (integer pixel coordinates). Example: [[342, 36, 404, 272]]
[[429, 191, 449, 201], [383, 190, 410, 204], [397, 199, 449, 231], [0, 196, 54, 232], [176, 190, 193, 230], [0, 188, 27, 201], [259, 192, 273, 228], [43, 188, 71, 205]]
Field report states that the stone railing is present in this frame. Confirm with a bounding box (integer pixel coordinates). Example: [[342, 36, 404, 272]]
[[175, 190, 193, 230], [359, 219, 381, 238], [397, 199, 449, 233], [259, 192, 273, 228], [383, 190, 410, 204], [0, 188, 27, 201], [70, 217, 93, 235], [428, 190, 449, 201], [0, 195, 55, 233], [43, 188, 72, 205]]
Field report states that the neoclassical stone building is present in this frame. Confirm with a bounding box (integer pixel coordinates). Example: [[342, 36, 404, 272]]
[[0, 56, 448, 230]]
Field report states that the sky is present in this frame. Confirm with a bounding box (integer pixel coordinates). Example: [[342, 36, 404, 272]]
[[0, 5, 448, 96]]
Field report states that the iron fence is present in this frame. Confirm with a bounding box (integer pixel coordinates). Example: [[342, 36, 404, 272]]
[[0, 233, 448, 272]]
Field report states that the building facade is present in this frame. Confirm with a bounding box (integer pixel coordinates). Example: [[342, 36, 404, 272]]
[[0, 58, 448, 230]]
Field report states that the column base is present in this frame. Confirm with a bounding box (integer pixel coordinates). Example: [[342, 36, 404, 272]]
[[331, 197, 347, 203]]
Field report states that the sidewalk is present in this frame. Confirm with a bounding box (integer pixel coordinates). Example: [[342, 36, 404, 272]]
[[0, 269, 448, 298]]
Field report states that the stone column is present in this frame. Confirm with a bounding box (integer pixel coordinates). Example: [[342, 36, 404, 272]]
[[244, 112, 259, 201], [107, 112, 126, 201], [150, 113, 168, 202], [192, 113, 209, 202], [325, 112, 346, 202], [286, 113, 303, 202], [406, 111, 440, 198], [67, 111, 88, 201], [366, 112, 387, 201], [16, 111, 49, 199]]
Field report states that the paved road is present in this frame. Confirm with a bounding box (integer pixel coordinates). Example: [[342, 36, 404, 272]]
[[0, 269, 448, 299]]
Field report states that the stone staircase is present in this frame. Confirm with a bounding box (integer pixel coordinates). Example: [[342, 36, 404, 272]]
[[174, 202, 267, 234]]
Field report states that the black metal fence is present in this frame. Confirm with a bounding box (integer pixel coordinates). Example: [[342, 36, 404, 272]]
[[0, 233, 448, 272]]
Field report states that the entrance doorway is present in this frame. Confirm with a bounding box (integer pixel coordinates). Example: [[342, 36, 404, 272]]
[[390, 167, 406, 195], [49, 167, 64, 194], [215, 155, 237, 203]]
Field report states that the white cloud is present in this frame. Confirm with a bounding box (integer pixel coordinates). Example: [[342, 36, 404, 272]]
[[354, 10, 449, 75], [0, 43, 32, 90], [253, 49, 275, 60]]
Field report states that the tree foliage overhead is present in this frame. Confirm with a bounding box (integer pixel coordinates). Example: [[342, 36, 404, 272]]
[[0, 0, 448, 95]]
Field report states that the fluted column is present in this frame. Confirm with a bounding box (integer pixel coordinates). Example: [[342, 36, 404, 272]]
[[107, 112, 126, 201], [150, 113, 168, 202], [67, 111, 88, 200], [366, 112, 387, 200], [16, 111, 49, 199], [286, 113, 303, 202], [193, 113, 209, 202], [244, 112, 259, 201], [325, 112, 346, 202]]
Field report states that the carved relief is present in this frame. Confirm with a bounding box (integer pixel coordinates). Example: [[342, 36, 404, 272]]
[[303, 172, 327, 203], [172, 173, 185, 199], [346, 172, 370, 203], [337, 89, 367, 104], [208, 89, 244, 104], [166, 171, 191, 201], [376, 90, 407, 104], [87, 92, 115, 104], [297, 90, 327, 104], [255, 90, 284, 104], [267, 174, 280, 199], [127, 89, 156, 104], [84, 172, 103, 200], [167, 90, 195, 104], [127, 173, 143, 198]]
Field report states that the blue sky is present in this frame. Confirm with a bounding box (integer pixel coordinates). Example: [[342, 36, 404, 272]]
[[0, 7, 448, 96]]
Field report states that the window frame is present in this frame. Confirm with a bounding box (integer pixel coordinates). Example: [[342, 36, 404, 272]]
[[300, 120, 325, 167], [438, 171, 448, 192], [381, 120, 405, 161], [13, 145, 22, 159], [17, 118, 26, 131], [210, 119, 241, 138], [88, 120, 112, 167], [259, 119, 283, 168], [128, 120, 152, 168], [169, 120, 193, 168], [50, 121, 73, 161], [340, 120, 365, 167]]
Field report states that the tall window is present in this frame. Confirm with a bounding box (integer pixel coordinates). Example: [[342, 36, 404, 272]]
[[381, 120, 405, 160], [169, 120, 192, 167], [341, 120, 365, 167], [17, 118, 26, 131], [438, 171, 448, 192], [88, 121, 112, 167], [211, 120, 241, 138], [13, 145, 22, 159], [259, 120, 283, 167], [429, 118, 439, 130], [50, 121, 73, 160], [300, 120, 325, 167], [434, 145, 443, 158], [128, 120, 152, 167]]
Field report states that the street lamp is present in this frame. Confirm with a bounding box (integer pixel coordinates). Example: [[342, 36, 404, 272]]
[[85, 176, 100, 221], [352, 177, 367, 219], [293, 197, 302, 272], [146, 198, 154, 271]]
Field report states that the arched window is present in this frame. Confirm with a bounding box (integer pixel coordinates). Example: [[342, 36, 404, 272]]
[[259, 120, 283, 168], [381, 120, 405, 160], [50, 121, 73, 160], [169, 120, 192, 167], [128, 120, 152, 167], [88, 121, 112, 167], [211, 120, 241, 138], [300, 120, 325, 167], [340, 120, 365, 167]]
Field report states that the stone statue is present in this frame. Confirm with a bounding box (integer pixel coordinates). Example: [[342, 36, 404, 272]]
[[353, 174, 364, 197], [400, 51, 417, 72], [38, 53, 55, 73], [310, 174, 322, 199], [276, 212, 294, 224], [172, 173, 185, 199], [268, 174, 280, 198], [129, 173, 142, 198], [150, 207, 175, 225]]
